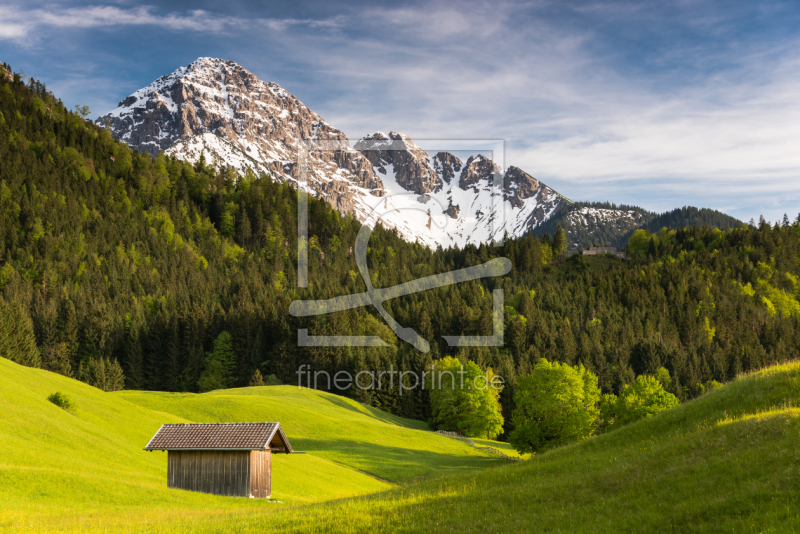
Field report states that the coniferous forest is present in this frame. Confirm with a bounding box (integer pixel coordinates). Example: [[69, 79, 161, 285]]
[[2, 65, 800, 438]]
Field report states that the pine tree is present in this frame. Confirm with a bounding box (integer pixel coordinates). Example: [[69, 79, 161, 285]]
[[124, 331, 144, 390], [0, 297, 41, 368], [42, 343, 72, 377], [553, 224, 567, 259], [249, 369, 266, 387], [518, 290, 535, 322], [198, 331, 237, 392], [106, 359, 126, 391], [238, 205, 252, 246]]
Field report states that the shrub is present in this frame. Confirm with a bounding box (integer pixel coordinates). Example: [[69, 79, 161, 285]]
[[263, 374, 282, 386], [695, 379, 722, 396], [48, 392, 74, 412], [249, 370, 283, 387]]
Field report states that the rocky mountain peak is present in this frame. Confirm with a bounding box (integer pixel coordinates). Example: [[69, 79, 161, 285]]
[[431, 152, 462, 184], [503, 166, 551, 208], [459, 154, 502, 192], [97, 57, 383, 216], [354, 131, 440, 195]]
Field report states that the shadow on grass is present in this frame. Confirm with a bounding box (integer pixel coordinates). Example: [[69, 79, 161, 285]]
[[317, 394, 429, 430], [296, 438, 507, 483]]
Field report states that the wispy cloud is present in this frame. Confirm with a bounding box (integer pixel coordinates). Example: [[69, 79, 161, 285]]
[[0, 4, 341, 43], [263, 1, 800, 221]]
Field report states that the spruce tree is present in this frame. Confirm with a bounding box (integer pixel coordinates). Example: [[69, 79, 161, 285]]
[[0, 297, 41, 368], [553, 224, 567, 259]]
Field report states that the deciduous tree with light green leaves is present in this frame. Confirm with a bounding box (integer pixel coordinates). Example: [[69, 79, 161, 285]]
[[428, 357, 504, 439], [509, 358, 600, 454], [599, 370, 679, 431]]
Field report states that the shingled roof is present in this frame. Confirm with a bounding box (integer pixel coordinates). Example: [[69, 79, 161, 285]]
[[144, 423, 292, 452]]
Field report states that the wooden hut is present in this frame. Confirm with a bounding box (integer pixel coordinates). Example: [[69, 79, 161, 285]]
[[144, 422, 292, 499]]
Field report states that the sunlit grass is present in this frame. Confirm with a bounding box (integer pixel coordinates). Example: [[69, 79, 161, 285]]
[[0, 358, 507, 532], [2, 359, 799, 532]]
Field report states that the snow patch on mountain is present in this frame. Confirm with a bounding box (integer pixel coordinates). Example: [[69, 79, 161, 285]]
[[566, 207, 644, 228]]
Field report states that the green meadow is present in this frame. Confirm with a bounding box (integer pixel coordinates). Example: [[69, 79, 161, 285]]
[[1, 356, 798, 533], [0, 356, 511, 532]]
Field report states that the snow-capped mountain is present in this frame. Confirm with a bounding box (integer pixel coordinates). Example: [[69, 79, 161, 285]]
[[353, 132, 564, 246], [96, 57, 383, 218], [97, 57, 567, 248]]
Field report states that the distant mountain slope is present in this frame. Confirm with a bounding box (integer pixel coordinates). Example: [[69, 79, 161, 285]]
[[530, 202, 741, 252], [630, 206, 742, 236]]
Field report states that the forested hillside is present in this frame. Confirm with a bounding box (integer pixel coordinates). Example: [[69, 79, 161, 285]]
[[2, 64, 800, 439]]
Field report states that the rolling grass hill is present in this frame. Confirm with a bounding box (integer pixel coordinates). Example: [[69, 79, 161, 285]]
[[117, 386, 520, 483], [0, 357, 513, 532], [2, 357, 798, 532], [174, 360, 799, 533], [24, 360, 795, 533]]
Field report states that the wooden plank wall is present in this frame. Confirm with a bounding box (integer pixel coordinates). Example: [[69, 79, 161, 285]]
[[249, 450, 272, 498], [167, 451, 251, 497]]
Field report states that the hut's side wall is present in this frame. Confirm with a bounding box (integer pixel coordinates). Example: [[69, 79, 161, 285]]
[[249, 450, 272, 498], [167, 451, 251, 497]]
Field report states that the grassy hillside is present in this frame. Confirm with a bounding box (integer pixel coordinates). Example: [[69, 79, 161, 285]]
[[0, 357, 510, 532], [132, 361, 799, 533], [118, 386, 519, 483], [3, 357, 798, 533]]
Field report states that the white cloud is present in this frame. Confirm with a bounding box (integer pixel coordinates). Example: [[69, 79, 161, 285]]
[[0, 4, 341, 43]]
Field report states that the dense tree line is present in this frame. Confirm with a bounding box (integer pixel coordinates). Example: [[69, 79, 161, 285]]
[[2, 65, 800, 439]]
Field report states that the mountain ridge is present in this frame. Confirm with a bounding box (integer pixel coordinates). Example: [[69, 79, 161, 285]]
[[96, 57, 567, 248]]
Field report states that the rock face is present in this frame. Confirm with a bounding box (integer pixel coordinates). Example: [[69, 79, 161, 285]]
[[458, 155, 502, 192], [432, 152, 462, 185], [98, 57, 567, 248], [354, 132, 441, 194]]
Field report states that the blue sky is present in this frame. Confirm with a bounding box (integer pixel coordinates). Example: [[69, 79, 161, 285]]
[[2, 0, 799, 223]]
